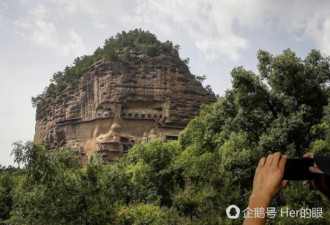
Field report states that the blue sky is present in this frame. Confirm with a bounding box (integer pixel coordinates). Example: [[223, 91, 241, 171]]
[[1, 0, 329, 166]]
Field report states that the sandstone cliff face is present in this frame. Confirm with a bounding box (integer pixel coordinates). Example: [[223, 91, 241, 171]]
[[34, 51, 216, 161]]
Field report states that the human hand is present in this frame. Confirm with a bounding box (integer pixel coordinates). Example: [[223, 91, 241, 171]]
[[244, 153, 288, 225], [251, 152, 288, 202], [302, 153, 325, 185]]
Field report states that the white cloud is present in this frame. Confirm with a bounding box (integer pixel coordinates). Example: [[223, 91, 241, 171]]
[[14, 3, 86, 56], [14, 0, 330, 60], [67, 29, 86, 56], [120, 0, 330, 60], [272, 0, 330, 56], [236, 0, 330, 56], [29, 4, 48, 18], [30, 19, 56, 47], [320, 18, 330, 54], [283, 12, 330, 55], [122, 0, 251, 62], [0, 2, 7, 27], [48, 0, 129, 34], [49, 0, 124, 17], [94, 22, 107, 29]]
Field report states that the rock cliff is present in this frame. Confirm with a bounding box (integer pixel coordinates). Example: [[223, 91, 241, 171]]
[[34, 50, 216, 162]]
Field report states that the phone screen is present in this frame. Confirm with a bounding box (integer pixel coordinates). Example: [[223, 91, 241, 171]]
[[283, 158, 314, 180]]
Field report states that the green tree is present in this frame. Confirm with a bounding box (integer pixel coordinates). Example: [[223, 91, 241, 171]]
[[124, 140, 183, 207], [174, 49, 330, 223], [115, 204, 167, 225], [0, 172, 15, 223]]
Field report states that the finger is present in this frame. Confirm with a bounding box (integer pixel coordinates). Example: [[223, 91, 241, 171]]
[[309, 166, 325, 174], [278, 155, 287, 171], [258, 157, 266, 167], [281, 180, 288, 189], [303, 180, 309, 185], [272, 152, 282, 166], [303, 153, 314, 158], [265, 154, 274, 166]]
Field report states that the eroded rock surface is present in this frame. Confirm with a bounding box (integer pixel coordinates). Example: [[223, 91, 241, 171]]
[[34, 51, 216, 162]]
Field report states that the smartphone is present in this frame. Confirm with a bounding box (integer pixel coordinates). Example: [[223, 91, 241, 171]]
[[282, 158, 314, 180]]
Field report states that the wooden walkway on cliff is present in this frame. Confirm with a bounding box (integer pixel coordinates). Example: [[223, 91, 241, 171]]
[[56, 115, 185, 129], [56, 115, 114, 126]]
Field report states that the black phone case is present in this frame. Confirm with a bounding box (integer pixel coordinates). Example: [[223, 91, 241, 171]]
[[283, 158, 314, 180]]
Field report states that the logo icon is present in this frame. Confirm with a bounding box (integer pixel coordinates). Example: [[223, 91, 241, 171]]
[[226, 205, 240, 219]]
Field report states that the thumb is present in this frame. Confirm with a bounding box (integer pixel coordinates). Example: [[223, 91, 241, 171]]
[[281, 180, 288, 189], [309, 166, 325, 174]]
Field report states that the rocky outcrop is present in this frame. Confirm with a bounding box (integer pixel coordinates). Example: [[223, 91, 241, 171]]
[[34, 50, 216, 162]]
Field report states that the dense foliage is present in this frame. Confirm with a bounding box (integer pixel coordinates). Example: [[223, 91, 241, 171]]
[[31, 29, 180, 107], [3, 49, 330, 224]]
